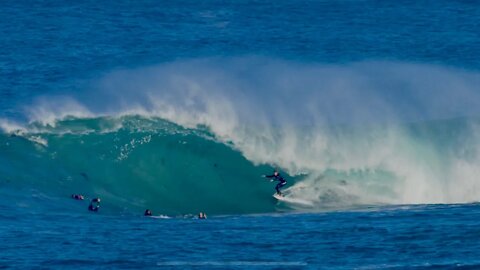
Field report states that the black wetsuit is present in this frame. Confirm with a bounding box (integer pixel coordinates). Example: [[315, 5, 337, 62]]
[[71, 194, 83, 200], [266, 173, 287, 195], [88, 198, 100, 212]]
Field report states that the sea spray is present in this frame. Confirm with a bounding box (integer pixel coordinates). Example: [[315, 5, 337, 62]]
[[2, 58, 480, 213]]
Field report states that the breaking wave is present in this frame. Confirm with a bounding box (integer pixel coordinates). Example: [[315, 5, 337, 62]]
[[2, 58, 480, 214]]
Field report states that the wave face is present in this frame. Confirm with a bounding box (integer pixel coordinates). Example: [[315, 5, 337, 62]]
[[0, 116, 278, 215], [2, 58, 480, 214], [2, 115, 480, 214]]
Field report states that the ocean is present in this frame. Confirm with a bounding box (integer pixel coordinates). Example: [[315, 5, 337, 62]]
[[2, 0, 480, 268]]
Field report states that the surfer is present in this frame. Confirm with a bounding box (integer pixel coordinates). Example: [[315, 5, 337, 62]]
[[144, 209, 152, 216], [71, 194, 84, 200], [88, 198, 101, 212], [264, 170, 287, 196], [198, 212, 207, 219]]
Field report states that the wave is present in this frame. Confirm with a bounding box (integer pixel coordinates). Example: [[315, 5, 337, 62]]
[[2, 115, 480, 215], [0, 116, 280, 215], [2, 58, 480, 214]]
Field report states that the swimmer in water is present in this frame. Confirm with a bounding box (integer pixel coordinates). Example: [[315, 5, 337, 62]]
[[88, 198, 101, 212], [71, 194, 84, 200]]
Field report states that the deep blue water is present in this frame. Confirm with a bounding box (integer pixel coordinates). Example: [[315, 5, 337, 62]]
[[3, 202, 480, 269], [2, 0, 480, 117], [2, 0, 480, 268]]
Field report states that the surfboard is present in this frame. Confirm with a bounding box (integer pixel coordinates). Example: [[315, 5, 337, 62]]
[[273, 193, 314, 206], [149, 215, 171, 219]]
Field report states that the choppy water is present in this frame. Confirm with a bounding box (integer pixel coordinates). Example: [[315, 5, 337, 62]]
[[2, 201, 480, 269]]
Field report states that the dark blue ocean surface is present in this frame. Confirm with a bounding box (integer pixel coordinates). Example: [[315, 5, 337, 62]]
[[1, 0, 480, 116], [2, 0, 480, 268], [2, 201, 480, 269]]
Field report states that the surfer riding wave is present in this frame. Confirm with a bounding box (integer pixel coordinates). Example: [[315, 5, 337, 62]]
[[264, 170, 287, 196]]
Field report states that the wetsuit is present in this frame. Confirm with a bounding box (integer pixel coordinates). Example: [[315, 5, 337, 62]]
[[88, 203, 98, 212], [266, 173, 287, 195], [88, 198, 100, 212], [71, 194, 84, 200]]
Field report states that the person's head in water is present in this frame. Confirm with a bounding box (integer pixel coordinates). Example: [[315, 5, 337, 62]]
[[144, 209, 152, 216], [88, 198, 101, 212], [274, 170, 279, 176], [198, 212, 207, 219]]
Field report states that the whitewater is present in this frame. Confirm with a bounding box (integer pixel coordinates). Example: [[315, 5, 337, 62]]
[[2, 59, 480, 215]]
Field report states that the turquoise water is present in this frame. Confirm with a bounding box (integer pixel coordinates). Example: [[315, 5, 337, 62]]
[[1, 116, 277, 215], [2, 0, 480, 268]]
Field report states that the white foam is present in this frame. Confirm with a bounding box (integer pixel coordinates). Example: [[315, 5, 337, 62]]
[[0, 119, 26, 134], [25, 96, 94, 127], [10, 57, 480, 206]]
